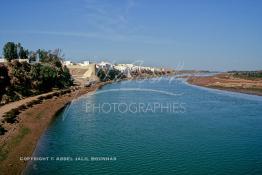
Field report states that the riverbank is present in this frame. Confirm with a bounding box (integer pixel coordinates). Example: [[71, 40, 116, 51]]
[[0, 82, 109, 175], [187, 73, 262, 96]]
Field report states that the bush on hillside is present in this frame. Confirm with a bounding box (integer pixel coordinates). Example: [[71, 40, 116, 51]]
[[0, 43, 74, 105], [3, 108, 20, 123], [0, 125, 7, 135]]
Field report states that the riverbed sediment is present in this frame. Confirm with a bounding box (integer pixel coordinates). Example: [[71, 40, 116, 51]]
[[187, 73, 262, 96]]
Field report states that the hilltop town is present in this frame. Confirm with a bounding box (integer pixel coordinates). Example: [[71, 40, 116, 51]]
[[63, 60, 168, 85], [0, 42, 170, 86]]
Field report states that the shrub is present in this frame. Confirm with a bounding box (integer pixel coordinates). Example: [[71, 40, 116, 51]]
[[17, 104, 27, 111], [26, 99, 41, 108], [1, 43, 74, 105], [0, 64, 10, 98], [53, 92, 60, 97], [26, 101, 33, 107], [3, 108, 20, 123], [108, 69, 123, 80], [44, 94, 54, 99], [97, 69, 107, 81], [0, 125, 7, 135], [37, 96, 45, 101], [34, 99, 40, 103]]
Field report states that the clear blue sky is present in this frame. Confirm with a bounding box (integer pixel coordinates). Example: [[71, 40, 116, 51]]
[[0, 0, 262, 71]]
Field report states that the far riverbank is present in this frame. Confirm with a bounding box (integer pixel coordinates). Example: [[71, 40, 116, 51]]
[[187, 73, 262, 96]]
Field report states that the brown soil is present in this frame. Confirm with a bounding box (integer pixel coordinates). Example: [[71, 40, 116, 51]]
[[187, 73, 262, 96], [0, 82, 108, 175], [0, 91, 63, 120]]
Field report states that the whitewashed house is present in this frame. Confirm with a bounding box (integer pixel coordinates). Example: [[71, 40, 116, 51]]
[[63, 60, 73, 66], [0, 58, 6, 63], [78, 61, 90, 66], [113, 64, 128, 72], [96, 61, 113, 69], [18, 58, 29, 63], [0, 58, 29, 63], [113, 64, 134, 78], [83, 61, 90, 65]]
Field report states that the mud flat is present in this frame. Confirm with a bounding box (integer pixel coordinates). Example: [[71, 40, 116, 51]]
[[187, 73, 262, 96]]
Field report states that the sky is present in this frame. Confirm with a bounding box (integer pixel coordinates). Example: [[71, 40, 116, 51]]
[[0, 0, 262, 71]]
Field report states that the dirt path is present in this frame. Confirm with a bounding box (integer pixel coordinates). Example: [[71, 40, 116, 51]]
[[0, 91, 58, 118]]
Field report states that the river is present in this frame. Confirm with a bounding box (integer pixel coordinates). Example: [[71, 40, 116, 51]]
[[25, 77, 262, 175]]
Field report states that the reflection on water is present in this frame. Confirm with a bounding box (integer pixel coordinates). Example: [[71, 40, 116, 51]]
[[25, 78, 262, 175]]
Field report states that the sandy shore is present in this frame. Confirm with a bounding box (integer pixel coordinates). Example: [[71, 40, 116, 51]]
[[0, 82, 108, 175], [187, 73, 262, 96]]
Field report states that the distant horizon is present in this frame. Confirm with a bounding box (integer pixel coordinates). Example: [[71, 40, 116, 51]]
[[1, 0, 262, 71], [0, 45, 261, 72]]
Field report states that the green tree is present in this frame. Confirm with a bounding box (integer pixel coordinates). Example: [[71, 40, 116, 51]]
[[56, 66, 73, 88], [28, 51, 37, 62], [38, 49, 63, 67], [29, 63, 42, 90], [18, 47, 29, 59], [1, 44, 73, 104], [39, 64, 58, 91], [97, 69, 107, 81], [8, 60, 32, 96], [38, 49, 49, 62], [0, 64, 10, 98], [3, 42, 18, 61], [108, 69, 122, 80]]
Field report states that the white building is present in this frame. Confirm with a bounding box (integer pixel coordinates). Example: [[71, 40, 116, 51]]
[[114, 64, 158, 73], [83, 61, 90, 65], [78, 61, 90, 66], [18, 58, 29, 63], [96, 61, 113, 69], [0, 58, 6, 63], [113, 64, 128, 72], [0, 58, 30, 63], [63, 60, 73, 66]]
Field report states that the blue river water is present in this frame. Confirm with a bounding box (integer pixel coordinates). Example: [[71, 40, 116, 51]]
[[25, 77, 262, 175]]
